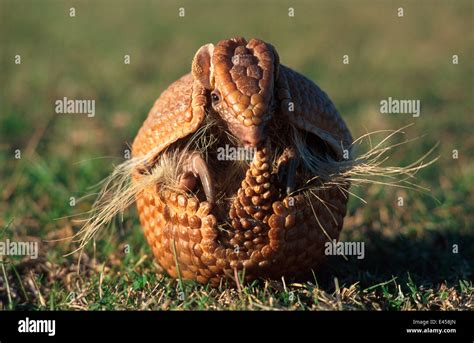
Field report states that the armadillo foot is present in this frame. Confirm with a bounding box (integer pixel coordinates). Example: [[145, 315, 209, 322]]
[[277, 147, 299, 195], [178, 151, 215, 206]]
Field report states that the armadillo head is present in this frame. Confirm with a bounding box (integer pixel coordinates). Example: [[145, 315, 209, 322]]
[[192, 37, 280, 148]]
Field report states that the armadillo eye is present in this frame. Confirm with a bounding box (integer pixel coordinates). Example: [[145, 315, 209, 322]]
[[211, 91, 220, 104]]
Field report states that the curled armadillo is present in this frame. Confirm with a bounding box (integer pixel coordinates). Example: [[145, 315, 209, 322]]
[[132, 37, 353, 285]]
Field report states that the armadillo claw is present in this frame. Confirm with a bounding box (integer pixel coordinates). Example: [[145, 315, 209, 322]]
[[178, 152, 215, 207], [136, 145, 349, 286]]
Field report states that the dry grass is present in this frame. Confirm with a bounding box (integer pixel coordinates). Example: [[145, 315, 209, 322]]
[[1, 0, 472, 310]]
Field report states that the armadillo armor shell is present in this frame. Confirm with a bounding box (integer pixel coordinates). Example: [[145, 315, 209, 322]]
[[132, 39, 352, 286]]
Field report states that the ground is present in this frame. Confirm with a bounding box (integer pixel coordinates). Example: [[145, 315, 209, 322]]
[[0, 0, 472, 310]]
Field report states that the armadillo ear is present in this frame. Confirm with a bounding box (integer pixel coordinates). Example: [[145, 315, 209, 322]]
[[192, 43, 214, 89], [268, 43, 280, 81]]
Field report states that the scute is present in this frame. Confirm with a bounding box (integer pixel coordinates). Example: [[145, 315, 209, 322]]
[[277, 65, 353, 159], [132, 73, 206, 160]]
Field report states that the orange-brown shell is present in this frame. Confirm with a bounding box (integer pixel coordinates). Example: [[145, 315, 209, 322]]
[[277, 65, 353, 157], [212, 37, 276, 127], [136, 146, 348, 286], [132, 74, 205, 161], [132, 38, 353, 285]]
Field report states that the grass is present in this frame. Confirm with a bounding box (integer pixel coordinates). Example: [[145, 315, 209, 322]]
[[0, 0, 473, 310]]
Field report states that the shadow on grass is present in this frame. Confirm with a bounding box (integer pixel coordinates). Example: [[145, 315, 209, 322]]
[[317, 228, 473, 290]]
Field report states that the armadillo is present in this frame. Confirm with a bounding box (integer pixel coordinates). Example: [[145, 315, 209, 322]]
[[132, 37, 353, 286]]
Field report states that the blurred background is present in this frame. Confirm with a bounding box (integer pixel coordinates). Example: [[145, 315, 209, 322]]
[[0, 0, 472, 309]]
